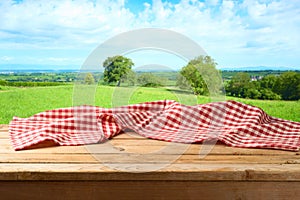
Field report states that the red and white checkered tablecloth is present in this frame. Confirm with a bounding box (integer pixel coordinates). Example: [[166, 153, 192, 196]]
[[9, 100, 300, 151]]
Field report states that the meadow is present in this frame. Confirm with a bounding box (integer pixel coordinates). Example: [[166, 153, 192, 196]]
[[0, 85, 299, 124]]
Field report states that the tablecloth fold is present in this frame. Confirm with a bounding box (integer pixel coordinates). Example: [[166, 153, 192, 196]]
[[9, 100, 300, 151]]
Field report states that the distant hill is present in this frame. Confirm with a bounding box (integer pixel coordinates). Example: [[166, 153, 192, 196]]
[[0, 64, 79, 72], [1, 64, 299, 73], [219, 66, 299, 71]]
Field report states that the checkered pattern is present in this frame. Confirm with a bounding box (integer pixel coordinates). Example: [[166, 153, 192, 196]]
[[9, 100, 300, 151]]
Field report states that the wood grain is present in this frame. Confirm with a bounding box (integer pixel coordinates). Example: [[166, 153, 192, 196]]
[[1, 163, 300, 181], [1, 181, 300, 200], [0, 153, 300, 164], [1, 124, 300, 199]]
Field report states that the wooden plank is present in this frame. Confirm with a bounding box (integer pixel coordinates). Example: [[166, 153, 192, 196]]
[[2, 122, 300, 184], [0, 153, 299, 164], [92, 140, 298, 155], [1, 137, 297, 156], [0, 134, 8, 139], [1, 163, 300, 181], [1, 181, 300, 200], [0, 124, 8, 130], [1, 142, 297, 155], [0, 125, 8, 138]]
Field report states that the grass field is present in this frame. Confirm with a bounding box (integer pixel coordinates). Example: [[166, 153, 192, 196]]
[[0, 85, 299, 124]]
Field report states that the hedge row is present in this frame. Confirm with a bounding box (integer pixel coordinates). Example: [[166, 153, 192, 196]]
[[0, 80, 65, 87]]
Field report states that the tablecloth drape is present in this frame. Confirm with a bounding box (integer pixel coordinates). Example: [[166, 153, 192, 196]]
[[9, 100, 300, 151]]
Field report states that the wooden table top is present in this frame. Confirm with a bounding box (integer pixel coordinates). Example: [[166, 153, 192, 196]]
[[1, 124, 300, 182]]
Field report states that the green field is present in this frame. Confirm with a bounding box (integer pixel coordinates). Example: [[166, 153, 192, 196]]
[[0, 85, 299, 124]]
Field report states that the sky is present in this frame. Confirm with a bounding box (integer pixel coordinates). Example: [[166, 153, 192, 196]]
[[0, 0, 300, 70]]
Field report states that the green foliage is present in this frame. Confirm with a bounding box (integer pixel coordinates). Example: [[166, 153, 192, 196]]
[[221, 70, 287, 81], [226, 97, 300, 122], [0, 79, 8, 86], [259, 88, 281, 100], [84, 73, 95, 85], [260, 75, 277, 90], [137, 73, 165, 87], [0, 86, 74, 124], [274, 72, 300, 100], [0, 81, 65, 87], [121, 69, 136, 86], [103, 55, 134, 86], [177, 56, 222, 95], [176, 73, 191, 90], [0, 72, 77, 82], [226, 72, 251, 97], [0, 85, 299, 124], [244, 87, 261, 99], [226, 71, 299, 100]]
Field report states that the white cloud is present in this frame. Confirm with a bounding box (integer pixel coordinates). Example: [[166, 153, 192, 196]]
[[1, 56, 14, 61], [0, 0, 299, 67], [0, 0, 136, 49]]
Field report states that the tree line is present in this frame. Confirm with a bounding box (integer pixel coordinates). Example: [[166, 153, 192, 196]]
[[101, 55, 299, 100], [1, 54, 299, 101], [102, 55, 168, 87], [0, 80, 65, 87], [0, 72, 77, 82], [225, 72, 300, 100]]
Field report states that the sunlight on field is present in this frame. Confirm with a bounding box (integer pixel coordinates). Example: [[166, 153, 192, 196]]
[[226, 97, 300, 122], [0, 85, 299, 124]]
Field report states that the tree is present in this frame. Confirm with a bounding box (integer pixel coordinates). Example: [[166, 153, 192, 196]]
[[225, 71, 300, 100], [260, 75, 277, 90], [137, 73, 165, 87], [177, 56, 221, 95], [84, 73, 95, 85], [226, 72, 251, 97], [121, 69, 136, 86], [259, 88, 281, 100], [274, 72, 300, 100], [0, 79, 8, 86], [244, 87, 261, 99], [103, 55, 134, 86]]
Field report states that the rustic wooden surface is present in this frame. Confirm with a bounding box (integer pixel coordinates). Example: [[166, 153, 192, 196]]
[[1, 124, 300, 199]]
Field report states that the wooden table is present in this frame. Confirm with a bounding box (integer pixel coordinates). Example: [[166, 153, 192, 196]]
[[1, 124, 300, 200]]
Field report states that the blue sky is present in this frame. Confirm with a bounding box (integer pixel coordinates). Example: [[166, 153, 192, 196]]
[[0, 0, 299, 70]]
